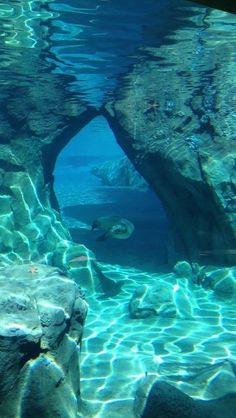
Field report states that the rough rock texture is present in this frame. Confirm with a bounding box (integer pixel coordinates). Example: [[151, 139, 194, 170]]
[[101, 10, 236, 265], [52, 241, 96, 293], [129, 263, 236, 319], [128, 270, 198, 320], [1, 4, 235, 271], [0, 263, 88, 418], [0, 6, 95, 417], [135, 378, 236, 418], [0, 20, 98, 265], [173, 260, 208, 285], [90, 156, 148, 190], [173, 260, 236, 301], [129, 283, 176, 319], [0, 85, 97, 265], [200, 265, 236, 300]]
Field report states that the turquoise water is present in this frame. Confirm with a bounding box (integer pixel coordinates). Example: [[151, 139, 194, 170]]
[[54, 116, 169, 271], [1, 1, 236, 417]]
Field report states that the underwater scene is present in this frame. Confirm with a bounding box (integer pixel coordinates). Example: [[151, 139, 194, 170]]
[[0, 0, 236, 417]]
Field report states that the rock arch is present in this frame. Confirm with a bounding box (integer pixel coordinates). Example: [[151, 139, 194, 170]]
[[1, 86, 235, 267]]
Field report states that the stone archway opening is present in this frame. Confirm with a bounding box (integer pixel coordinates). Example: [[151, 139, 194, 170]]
[[54, 115, 170, 271]]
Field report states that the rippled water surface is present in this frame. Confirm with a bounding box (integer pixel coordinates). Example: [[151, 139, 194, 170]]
[[1, 0, 236, 109], [0, 0, 215, 106]]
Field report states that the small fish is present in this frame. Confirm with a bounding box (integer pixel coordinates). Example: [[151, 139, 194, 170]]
[[91, 215, 134, 241]]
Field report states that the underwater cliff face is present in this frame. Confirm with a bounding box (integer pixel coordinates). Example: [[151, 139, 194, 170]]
[[45, 0, 236, 267], [102, 7, 236, 264], [0, 1, 236, 417]]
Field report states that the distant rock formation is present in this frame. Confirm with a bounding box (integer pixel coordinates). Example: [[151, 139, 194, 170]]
[[0, 263, 88, 418], [90, 157, 148, 190]]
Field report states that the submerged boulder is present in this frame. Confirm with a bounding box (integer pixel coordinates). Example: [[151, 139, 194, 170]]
[[202, 266, 236, 300], [135, 378, 236, 418], [0, 263, 88, 418], [128, 274, 198, 320], [129, 283, 176, 319]]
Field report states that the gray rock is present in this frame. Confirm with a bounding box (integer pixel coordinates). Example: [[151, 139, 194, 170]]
[[173, 261, 208, 286], [135, 379, 236, 418], [101, 37, 236, 265], [0, 263, 88, 418], [210, 267, 236, 300], [0, 71, 97, 266], [129, 282, 178, 319], [173, 261, 193, 279], [196, 266, 236, 299]]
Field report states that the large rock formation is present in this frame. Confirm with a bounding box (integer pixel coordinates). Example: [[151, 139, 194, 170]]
[[0, 8, 96, 415], [0, 263, 88, 418], [101, 9, 236, 265], [0, 47, 98, 265]]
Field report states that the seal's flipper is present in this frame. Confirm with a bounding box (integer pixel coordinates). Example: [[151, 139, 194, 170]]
[[91, 221, 98, 230]]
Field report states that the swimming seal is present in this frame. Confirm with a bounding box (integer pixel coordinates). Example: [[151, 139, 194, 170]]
[[91, 215, 135, 241]]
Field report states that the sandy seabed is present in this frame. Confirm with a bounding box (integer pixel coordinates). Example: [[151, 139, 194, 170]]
[[79, 263, 236, 418]]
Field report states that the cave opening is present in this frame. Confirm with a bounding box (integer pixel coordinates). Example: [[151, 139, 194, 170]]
[[54, 115, 170, 271]]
